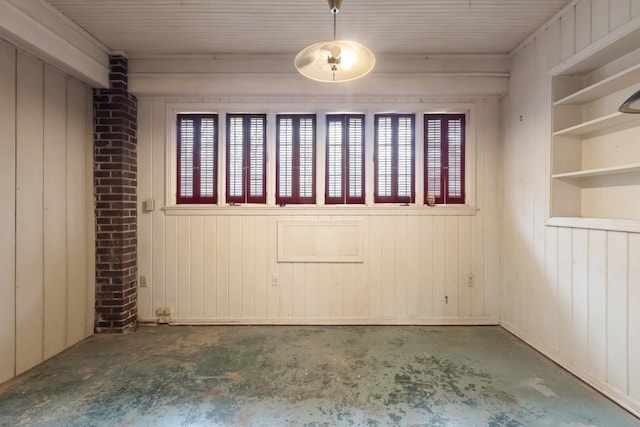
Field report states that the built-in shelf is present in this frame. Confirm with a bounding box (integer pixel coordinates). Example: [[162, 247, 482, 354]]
[[549, 32, 640, 232], [552, 163, 640, 180], [553, 111, 640, 137], [553, 63, 640, 106]]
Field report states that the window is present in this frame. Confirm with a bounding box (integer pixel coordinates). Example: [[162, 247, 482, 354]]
[[276, 114, 316, 204], [177, 114, 218, 204], [325, 114, 365, 204], [374, 114, 414, 203], [226, 114, 267, 204], [425, 114, 465, 205]]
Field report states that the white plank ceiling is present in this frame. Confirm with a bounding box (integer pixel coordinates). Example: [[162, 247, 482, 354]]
[[42, 0, 572, 57]]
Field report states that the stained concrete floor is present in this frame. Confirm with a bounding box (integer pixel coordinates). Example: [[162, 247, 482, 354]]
[[0, 326, 638, 427]]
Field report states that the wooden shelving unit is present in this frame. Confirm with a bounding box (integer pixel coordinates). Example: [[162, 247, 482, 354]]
[[549, 39, 640, 231]]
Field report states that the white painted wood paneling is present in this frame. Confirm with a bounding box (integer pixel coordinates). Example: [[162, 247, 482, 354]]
[[629, 233, 640, 401], [0, 38, 17, 384], [66, 77, 90, 347], [15, 50, 45, 375], [503, 0, 640, 416], [137, 93, 502, 327], [43, 65, 68, 359], [0, 39, 95, 386]]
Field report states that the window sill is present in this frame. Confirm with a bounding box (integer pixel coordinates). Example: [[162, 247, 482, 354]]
[[162, 204, 479, 216]]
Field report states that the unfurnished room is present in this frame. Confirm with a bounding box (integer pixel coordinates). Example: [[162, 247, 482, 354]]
[[0, 0, 639, 425]]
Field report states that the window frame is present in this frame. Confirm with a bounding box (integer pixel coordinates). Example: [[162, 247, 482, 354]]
[[374, 113, 415, 204], [176, 113, 218, 204], [226, 113, 267, 204], [275, 114, 317, 205], [424, 113, 466, 205], [325, 114, 366, 205]]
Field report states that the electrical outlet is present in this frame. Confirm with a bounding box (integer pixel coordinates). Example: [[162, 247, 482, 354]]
[[139, 275, 148, 287], [271, 275, 279, 286], [467, 273, 474, 287]]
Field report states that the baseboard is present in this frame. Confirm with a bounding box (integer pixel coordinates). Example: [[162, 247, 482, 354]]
[[500, 319, 640, 419], [137, 316, 500, 326]]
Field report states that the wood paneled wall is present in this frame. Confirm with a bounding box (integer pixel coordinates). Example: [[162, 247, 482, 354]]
[[136, 96, 502, 324], [0, 39, 95, 384], [502, 0, 640, 417]]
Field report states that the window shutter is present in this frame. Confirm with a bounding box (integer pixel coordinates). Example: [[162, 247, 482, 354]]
[[177, 114, 217, 204], [298, 117, 315, 199], [226, 114, 267, 204], [375, 113, 414, 203], [425, 114, 465, 205], [200, 117, 216, 198], [347, 116, 364, 200], [278, 117, 294, 199], [326, 114, 365, 204], [327, 119, 343, 200], [276, 114, 316, 204], [227, 116, 244, 200], [178, 117, 195, 199]]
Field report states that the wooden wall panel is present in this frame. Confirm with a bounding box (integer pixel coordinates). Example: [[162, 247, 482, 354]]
[[43, 66, 68, 359], [629, 234, 640, 400], [137, 97, 153, 319], [588, 230, 608, 381], [136, 95, 502, 326], [0, 39, 17, 384], [607, 232, 628, 393], [66, 77, 90, 347], [15, 51, 45, 375], [503, 0, 640, 415], [0, 41, 94, 386]]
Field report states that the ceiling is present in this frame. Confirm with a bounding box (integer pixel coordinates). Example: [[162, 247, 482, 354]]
[[42, 0, 572, 58]]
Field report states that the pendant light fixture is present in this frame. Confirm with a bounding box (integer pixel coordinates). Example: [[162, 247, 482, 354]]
[[295, 0, 375, 82], [618, 90, 640, 113]]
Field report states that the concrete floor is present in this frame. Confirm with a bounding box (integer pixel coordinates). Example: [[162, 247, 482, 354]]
[[0, 326, 638, 426]]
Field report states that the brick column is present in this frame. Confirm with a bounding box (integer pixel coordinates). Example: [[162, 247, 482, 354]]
[[93, 56, 138, 333]]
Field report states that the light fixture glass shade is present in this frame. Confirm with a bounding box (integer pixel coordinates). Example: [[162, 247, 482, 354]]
[[619, 90, 640, 113], [295, 39, 375, 82]]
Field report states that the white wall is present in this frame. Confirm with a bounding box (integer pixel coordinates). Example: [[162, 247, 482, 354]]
[[135, 71, 504, 324], [0, 38, 95, 384], [502, 0, 640, 417]]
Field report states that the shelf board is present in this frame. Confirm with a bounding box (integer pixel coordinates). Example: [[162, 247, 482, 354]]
[[552, 163, 640, 180], [554, 63, 640, 106], [547, 216, 640, 233], [553, 111, 640, 137]]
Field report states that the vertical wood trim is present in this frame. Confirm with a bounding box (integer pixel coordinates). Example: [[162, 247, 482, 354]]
[[66, 77, 89, 346], [445, 216, 459, 317], [544, 226, 560, 352], [228, 216, 242, 316], [202, 216, 217, 317], [393, 215, 408, 318], [0, 39, 17, 383], [572, 228, 589, 369], [432, 216, 446, 317], [406, 215, 420, 318], [367, 215, 382, 318], [215, 216, 229, 317], [151, 98, 166, 316], [136, 97, 153, 319], [418, 216, 434, 317], [591, 0, 610, 42], [560, 5, 577, 61], [588, 229, 607, 381], [164, 216, 178, 316], [177, 216, 191, 317], [380, 216, 395, 317], [190, 216, 204, 317], [557, 228, 573, 358], [254, 216, 268, 317], [15, 51, 45, 374], [84, 85, 95, 338], [43, 65, 67, 359], [628, 233, 640, 400], [606, 232, 628, 392], [241, 216, 256, 316]]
